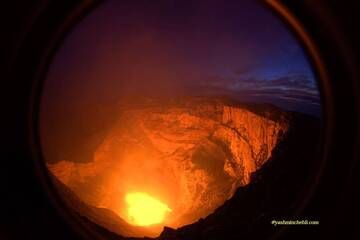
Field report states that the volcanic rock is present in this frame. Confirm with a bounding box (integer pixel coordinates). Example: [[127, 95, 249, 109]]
[[47, 97, 290, 236]]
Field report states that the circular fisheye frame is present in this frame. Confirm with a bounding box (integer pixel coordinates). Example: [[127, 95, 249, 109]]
[[38, 1, 324, 239]]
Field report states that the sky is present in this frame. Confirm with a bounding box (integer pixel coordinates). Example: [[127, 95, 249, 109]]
[[42, 0, 321, 115]]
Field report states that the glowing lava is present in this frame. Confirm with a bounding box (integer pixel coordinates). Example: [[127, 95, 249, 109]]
[[46, 98, 290, 237], [125, 192, 172, 226]]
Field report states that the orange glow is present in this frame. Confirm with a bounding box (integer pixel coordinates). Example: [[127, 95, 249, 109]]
[[125, 192, 172, 226], [46, 98, 290, 237]]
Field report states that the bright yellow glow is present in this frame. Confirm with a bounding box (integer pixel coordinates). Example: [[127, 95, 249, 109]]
[[125, 192, 172, 226]]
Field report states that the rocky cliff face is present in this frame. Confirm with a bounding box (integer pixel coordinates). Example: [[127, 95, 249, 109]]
[[47, 97, 289, 236]]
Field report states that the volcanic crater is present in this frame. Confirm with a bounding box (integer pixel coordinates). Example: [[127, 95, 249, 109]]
[[47, 97, 290, 237]]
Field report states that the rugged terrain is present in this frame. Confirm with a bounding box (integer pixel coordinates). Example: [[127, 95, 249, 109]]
[[46, 97, 292, 237]]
